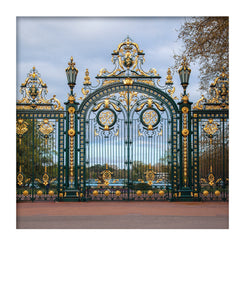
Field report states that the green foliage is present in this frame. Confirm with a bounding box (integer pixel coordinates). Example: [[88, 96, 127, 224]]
[[17, 119, 58, 186]]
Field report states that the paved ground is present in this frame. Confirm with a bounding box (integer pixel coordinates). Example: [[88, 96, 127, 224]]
[[16, 201, 229, 229]]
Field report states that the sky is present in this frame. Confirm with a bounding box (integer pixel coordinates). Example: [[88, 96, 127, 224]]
[[16, 17, 201, 106]]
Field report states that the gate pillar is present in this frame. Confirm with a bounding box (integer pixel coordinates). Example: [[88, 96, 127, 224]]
[[63, 57, 80, 201], [178, 57, 194, 200], [178, 95, 193, 199]]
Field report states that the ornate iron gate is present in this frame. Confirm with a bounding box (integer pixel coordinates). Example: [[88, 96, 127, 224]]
[[77, 38, 180, 201], [79, 82, 179, 201], [16, 67, 65, 201], [16, 37, 229, 202], [192, 68, 229, 201]]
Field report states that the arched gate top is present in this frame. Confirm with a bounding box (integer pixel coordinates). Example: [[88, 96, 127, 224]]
[[78, 81, 179, 116], [78, 37, 179, 115]]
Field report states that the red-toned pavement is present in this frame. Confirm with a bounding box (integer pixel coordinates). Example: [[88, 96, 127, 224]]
[[16, 201, 229, 229]]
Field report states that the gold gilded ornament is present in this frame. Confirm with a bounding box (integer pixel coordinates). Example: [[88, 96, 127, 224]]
[[104, 190, 110, 196], [48, 190, 54, 196], [68, 128, 75, 137], [101, 164, 113, 185], [136, 190, 142, 196], [42, 171, 49, 186], [68, 106, 75, 114], [83, 69, 91, 85], [159, 190, 164, 196], [165, 68, 173, 84], [104, 99, 110, 108], [123, 78, 133, 85], [142, 109, 158, 126], [23, 190, 29, 196], [68, 95, 75, 103], [17, 173, 24, 186], [115, 190, 121, 196], [203, 119, 219, 136], [99, 110, 115, 126], [203, 190, 209, 196], [93, 190, 98, 196], [182, 129, 189, 137], [148, 190, 153, 196], [17, 166, 24, 186], [38, 119, 54, 145], [37, 190, 43, 196], [215, 190, 221, 196], [182, 107, 189, 114], [208, 172, 215, 186], [145, 164, 155, 183], [182, 95, 189, 103], [16, 119, 29, 144]]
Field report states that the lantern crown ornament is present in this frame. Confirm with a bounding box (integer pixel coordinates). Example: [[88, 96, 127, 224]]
[[65, 56, 78, 94], [178, 56, 191, 94], [165, 68, 173, 85], [83, 68, 91, 85]]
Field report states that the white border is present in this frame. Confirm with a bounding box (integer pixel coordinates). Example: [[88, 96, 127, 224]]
[[1, 1, 244, 300]]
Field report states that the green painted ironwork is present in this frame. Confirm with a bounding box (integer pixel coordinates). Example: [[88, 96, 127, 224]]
[[16, 67, 65, 201], [16, 38, 229, 202]]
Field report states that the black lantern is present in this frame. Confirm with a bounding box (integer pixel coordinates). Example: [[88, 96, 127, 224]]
[[65, 57, 78, 94], [178, 57, 191, 94]]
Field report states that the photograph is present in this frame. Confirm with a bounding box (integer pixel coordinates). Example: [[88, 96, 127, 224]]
[[16, 16, 229, 229]]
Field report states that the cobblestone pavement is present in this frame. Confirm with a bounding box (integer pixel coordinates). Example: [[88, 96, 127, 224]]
[[16, 201, 229, 229]]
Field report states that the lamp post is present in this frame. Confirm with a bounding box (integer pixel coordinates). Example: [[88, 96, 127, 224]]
[[178, 57, 193, 199], [64, 57, 79, 201], [65, 56, 78, 95], [178, 56, 191, 96]]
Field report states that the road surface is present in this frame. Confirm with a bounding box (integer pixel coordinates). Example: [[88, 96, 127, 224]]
[[16, 201, 229, 229]]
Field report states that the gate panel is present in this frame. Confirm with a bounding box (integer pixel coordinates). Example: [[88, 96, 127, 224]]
[[16, 67, 65, 201], [83, 95, 128, 200], [192, 111, 229, 200], [79, 82, 179, 201], [129, 97, 173, 200], [16, 111, 65, 201], [192, 68, 229, 201]]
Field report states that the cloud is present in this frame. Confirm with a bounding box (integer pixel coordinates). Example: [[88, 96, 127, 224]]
[[17, 17, 202, 104]]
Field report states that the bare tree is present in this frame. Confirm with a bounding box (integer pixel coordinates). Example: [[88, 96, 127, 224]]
[[174, 17, 229, 92]]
